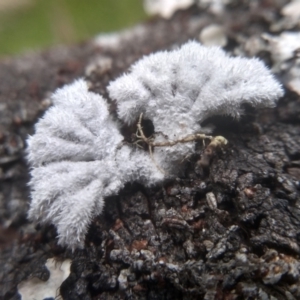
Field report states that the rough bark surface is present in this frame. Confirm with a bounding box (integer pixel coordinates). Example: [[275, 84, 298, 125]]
[[1, 1, 300, 299]]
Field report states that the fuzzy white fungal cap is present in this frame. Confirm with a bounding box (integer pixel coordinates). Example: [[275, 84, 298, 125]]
[[27, 79, 122, 248], [28, 41, 283, 250], [27, 79, 163, 249], [108, 41, 284, 172]]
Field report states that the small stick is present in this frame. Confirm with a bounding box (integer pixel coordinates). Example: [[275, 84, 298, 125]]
[[136, 113, 227, 174], [152, 133, 213, 147], [137, 113, 213, 147], [137, 113, 149, 143], [137, 113, 166, 174]]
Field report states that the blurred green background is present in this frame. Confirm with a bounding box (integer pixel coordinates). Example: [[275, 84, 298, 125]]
[[0, 0, 147, 57]]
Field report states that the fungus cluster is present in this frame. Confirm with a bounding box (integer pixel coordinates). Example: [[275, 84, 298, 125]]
[[27, 41, 283, 249]]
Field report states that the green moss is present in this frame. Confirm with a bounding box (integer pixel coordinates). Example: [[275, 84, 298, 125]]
[[0, 0, 147, 56]]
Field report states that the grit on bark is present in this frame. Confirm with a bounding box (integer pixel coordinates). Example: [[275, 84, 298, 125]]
[[1, 1, 300, 299]]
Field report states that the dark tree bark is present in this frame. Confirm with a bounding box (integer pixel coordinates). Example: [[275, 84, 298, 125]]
[[1, 1, 300, 299]]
